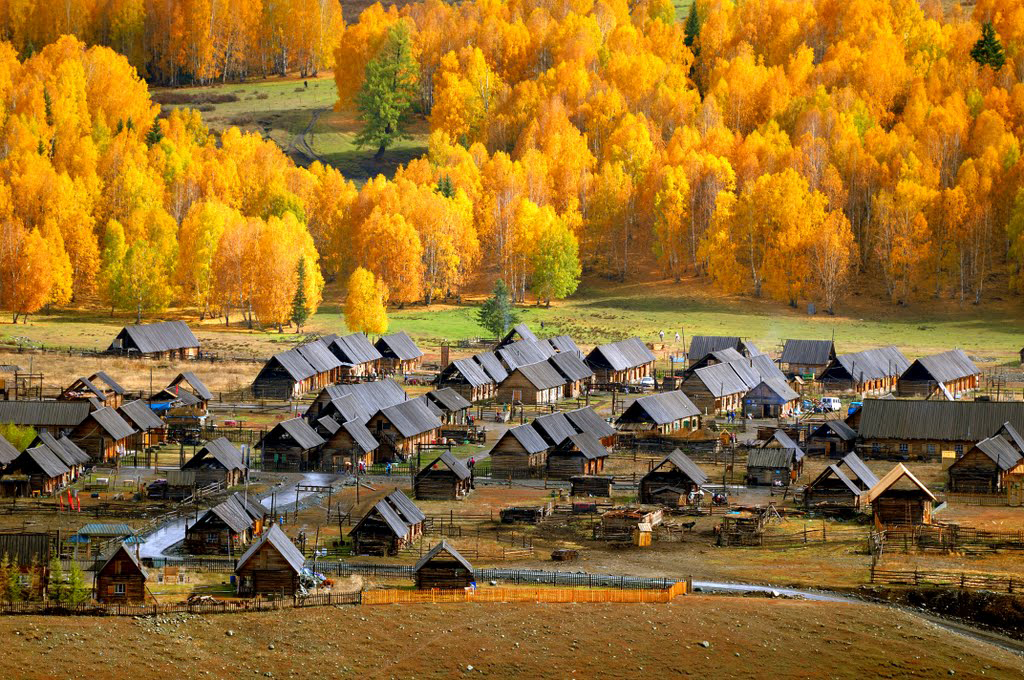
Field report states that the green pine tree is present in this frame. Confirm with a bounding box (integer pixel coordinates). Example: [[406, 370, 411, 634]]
[[43, 89, 53, 126], [476, 279, 520, 337], [684, 3, 700, 50], [971, 22, 1006, 71], [354, 23, 420, 160], [48, 557, 64, 603], [436, 175, 455, 198], [145, 120, 163, 146], [291, 258, 310, 333], [66, 562, 88, 605]]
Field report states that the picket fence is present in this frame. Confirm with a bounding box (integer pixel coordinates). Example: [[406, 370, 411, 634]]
[[362, 582, 687, 606]]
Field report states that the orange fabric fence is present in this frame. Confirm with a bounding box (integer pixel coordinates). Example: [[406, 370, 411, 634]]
[[361, 582, 687, 606]]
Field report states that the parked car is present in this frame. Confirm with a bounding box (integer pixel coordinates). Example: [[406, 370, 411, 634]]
[[821, 396, 842, 412], [638, 376, 655, 390]]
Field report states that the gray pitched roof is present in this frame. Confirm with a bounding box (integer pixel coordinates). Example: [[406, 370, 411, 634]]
[[89, 371, 125, 395], [903, 349, 980, 384], [375, 331, 423, 361], [839, 452, 879, 488], [236, 524, 305, 574], [808, 464, 861, 495], [498, 340, 555, 371], [443, 358, 493, 388], [564, 407, 616, 440], [318, 380, 407, 423], [270, 348, 318, 381], [316, 415, 342, 436], [972, 435, 1023, 471], [693, 363, 749, 396], [327, 332, 382, 366], [342, 419, 379, 453], [273, 418, 326, 450], [547, 335, 583, 358], [21, 444, 70, 478], [475, 352, 509, 383], [413, 539, 473, 573], [380, 397, 442, 438], [168, 371, 213, 401], [747, 448, 796, 469], [64, 376, 105, 400], [426, 388, 472, 413], [708, 347, 744, 364], [184, 437, 244, 471], [751, 378, 799, 402], [748, 354, 788, 383], [99, 543, 147, 579], [0, 434, 20, 466], [511, 361, 566, 390], [649, 449, 708, 486], [997, 422, 1024, 454], [386, 490, 425, 525], [499, 424, 550, 454], [497, 323, 538, 348], [687, 336, 740, 362], [781, 339, 835, 366], [548, 352, 594, 382], [826, 346, 910, 382], [558, 432, 608, 460], [119, 399, 165, 431], [768, 430, 804, 460], [356, 498, 410, 538], [295, 340, 343, 373], [856, 399, 1024, 441], [111, 321, 199, 354], [232, 492, 266, 521], [811, 420, 858, 441], [532, 412, 578, 446], [618, 391, 701, 425], [205, 496, 253, 533], [419, 451, 471, 480], [90, 407, 136, 441], [0, 401, 91, 427], [33, 431, 88, 468], [586, 337, 656, 372]]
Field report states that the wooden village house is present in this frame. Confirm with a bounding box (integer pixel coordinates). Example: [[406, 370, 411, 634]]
[[865, 464, 937, 528], [118, 399, 165, 448], [413, 540, 474, 590], [95, 543, 148, 603], [181, 437, 246, 487], [60, 371, 125, 409], [745, 431, 805, 486], [639, 449, 709, 505], [496, 323, 538, 349], [234, 524, 306, 597], [149, 372, 212, 428], [166, 372, 213, 410], [615, 391, 702, 436], [107, 321, 200, 359], [368, 397, 442, 458], [584, 337, 656, 384], [565, 406, 617, 447], [349, 490, 425, 556], [807, 420, 858, 458], [315, 415, 379, 468], [780, 339, 836, 379], [424, 388, 472, 426], [435, 357, 499, 402], [687, 336, 760, 366], [743, 378, 800, 418], [374, 332, 423, 374], [306, 378, 407, 421], [259, 418, 326, 471], [897, 349, 980, 399], [546, 431, 608, 479], [947, 423, 1024, 493], [570, 475, 613, 497], [30, 432, 90, 482], [71, 407, 137, 462], [496, 360, 565, 405], [252, 348, 318, 399], [819, 346, 910, 395], [0, 533, 53, 598], [185, 495, 255, 556], [414, 451, 472, 500], [682, 362, 749, 414], [489, 424, 550, 478], [295, 340, 344, 389], [323, 332, 383, 378], [548, 352, 594, 399], [802, 452, 879, 509], [0, 444, 69, 497]]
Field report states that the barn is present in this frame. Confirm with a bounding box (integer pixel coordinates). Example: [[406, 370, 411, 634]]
[[323, 332, 383, 378], [95, 543, 148, 603], [802, 452, 879, 508], [234, 524, 306, 597], [865, 464, 936, 528], [185, 495, 254, 555], [496, 360, 565, 405], [118, 399, 166, 448], [436, 357, 498, 403], [897, 349, 980, 399], [414, 451, 472, 500], [615, 391, 702, 435], [252, 349, 318, 399], [570, 475, 614, 497], [181, 437, 246, 487], [413, 540, 474, 590], [807, 420, 858, 458], [584, 337, 656, 384], [107, 321, 200, 360], [639, 449, 708, 505], [819, 346, 910, 394], [375, 332, 424, 374], [349, 490, 425, 556], [259, 418, 326, 471], [546, 431, 608, 479], [368, 397, 442, 458], [743, 378, 800, 418], [489, 424, 549, 478], [780, 339, 836, 378], [947, 424, 1024, 493]]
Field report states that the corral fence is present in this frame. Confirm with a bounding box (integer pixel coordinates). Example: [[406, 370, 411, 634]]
[[881, 524, 1024, 554], [869, 567, 1022, 594], [940, 492, 1010, 507], [363, 582, 687, 606], [0, 591, 361, 617]]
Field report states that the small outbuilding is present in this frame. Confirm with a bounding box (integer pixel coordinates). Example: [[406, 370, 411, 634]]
[[0, 444, 69, 497], [181, 437, 247, 487], [546, 432, 608, 479], [349, 490, 425, 556], [639, 449, 708, 505], [95, 543, 148, 603], [802, 452, 879, 509], [424, 388, 472, 426], [107, 321, 199, 360], [414, 451, 472, 500], [185, 496, 254, 556], [807, 420, 858, 458], [489, 424, 549, 479], [947, 424, 1024, 493], [865, 464, 937, 528], [375, 332, 424, 374], [118, 399, 166, 448], [413, 540, 474, 590], [569, 475, 614, 497], [234, 524, 306, 597], [743, 378, 800, 418], [259, 418, 326, 471]]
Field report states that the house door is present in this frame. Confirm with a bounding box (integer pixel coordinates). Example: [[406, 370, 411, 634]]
[[1009, 480, 1024, 507]]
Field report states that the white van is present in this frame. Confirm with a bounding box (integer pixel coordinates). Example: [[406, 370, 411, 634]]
[[821, 397, 842, 412]]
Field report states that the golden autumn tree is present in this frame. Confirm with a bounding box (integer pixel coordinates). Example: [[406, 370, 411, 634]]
[[344, 266, 389, 335]]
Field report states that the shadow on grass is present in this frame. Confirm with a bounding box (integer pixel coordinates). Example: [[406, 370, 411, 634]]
[[322, 146, 428, 182]]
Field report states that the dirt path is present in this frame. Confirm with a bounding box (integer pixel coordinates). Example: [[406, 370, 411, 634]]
[[288, 107, 327, 165]]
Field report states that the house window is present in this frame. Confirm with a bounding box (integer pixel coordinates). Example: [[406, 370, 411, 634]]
[[927, 444, 936, 455], [955, 444, 964, 455], [114, 583, 126, 595], [207, 532, 218, 543], [899, 443, 908, 454], [871, 443, 880, 453]]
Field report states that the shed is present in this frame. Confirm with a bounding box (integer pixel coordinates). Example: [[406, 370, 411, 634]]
[[413, 540, 474, 590], [489, 424, 549, 479], [584, 338, 656, 384], [639, 449, 708, 505], [167, 371, 213, 404], [182, 437, 246, 487], [803, 453, 878, 509], [425, 388, 472, 425], [107, 321, 199, 359], [349, 490, 424, 556], [375, 332, 423, 373], [185, 496, 254, 555], [259, 418, 326, 471], [780, 339, 836, 378], [95, 543, 148, 603], [745, 448, 798, 486], [865, 464, 936, 528], [235, 524, 306, 597], [570, 475, 613, 497], [118, 399, 165, 448], [615, 391, 702, 435], [414, 451, 472, 500], [948, 429, 1023, 493], [547, 432, 608, 479], [897, 349, 980, 399], [808, 420, 858, 457]]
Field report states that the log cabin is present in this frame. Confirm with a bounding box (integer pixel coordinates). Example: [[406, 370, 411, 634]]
[[435, 357, 498, 403], [570, 475, 613, 497], [185, 495, 255, 556], [639, 449, 708, 505], [682, 362, 749, 415], [368, 397, 442, 459], [295, 339, 344, 390], [489, 424, 550, 478], [252, 349, 318, 399], [414, 451, 472, 500], [497, 339, 555, 372], [548, 352, 594, 399], [306, 379, 407, 421], [584, 337, 656, 384], [60, 371, 125, 409], [259, 418, 326, 471], [947, 425, 1024, 493], [166, 372, 213, 411], [807, 420, 858, 458], [316, 415, 379, 468], [424, 388, 472, 426], [29, 432, 90, 482], [686, 347, 745, 371], [743, 378, 800, 418], [780, 339, 836, 379], [231, 491, 268, 534], [687, 336, 753, 366], [95, 543, 148, 603], [818, 346, 910, 395], [70, 406, 137, 462], [615, 391, 702, 436], [546, 431, 608, 479], [0, 444, 69, 497], [375, 332, 424, 374], [897, 349, 980, 399], [495, 323, 538, 349], [564, 406, 617, 447], [181, 437, 246, 487], [802, 452, 879, 509], [234, 524, 306, 597], [865, 464, 937, 528], [117, 399, 166, 448], [496, 360, 565, 405], [0, 533, 52, 598], [349, 490, 425, 556], [854, 399, 1024, 461], [107, 321, 199, 360], [413, 540, 474, 590], [745, 448, 798, 486], [531, 411, 578, 447], [323, 332, 382, 379]]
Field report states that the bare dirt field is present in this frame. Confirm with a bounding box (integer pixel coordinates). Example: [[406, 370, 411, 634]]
[[1, 597, 1020, 679]]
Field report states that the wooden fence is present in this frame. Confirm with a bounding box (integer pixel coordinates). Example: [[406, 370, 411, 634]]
[[869, 567, 1021, 593], [0, 591, 361, 617], [941, 493, 1009, 507], [881, 524, 1024, 554], [362, 582, 687, 606]]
